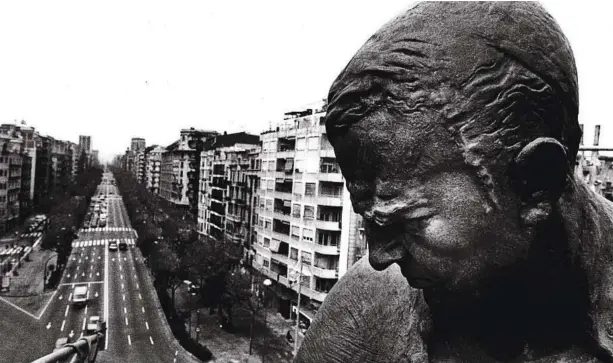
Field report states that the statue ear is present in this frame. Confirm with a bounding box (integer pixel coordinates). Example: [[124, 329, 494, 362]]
[[513, 137, 569, 201]]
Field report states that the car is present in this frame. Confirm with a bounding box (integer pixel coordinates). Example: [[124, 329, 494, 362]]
[[108, 241, 118, 251], [72, 285, 88, 307], [118, 241, 128, 251], [53, 337, 70, 352], [86, 316, 101, 334], [99, 220, 107, 227]]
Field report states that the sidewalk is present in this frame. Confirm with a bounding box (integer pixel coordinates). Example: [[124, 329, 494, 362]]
[[175, 287, 295, 363]]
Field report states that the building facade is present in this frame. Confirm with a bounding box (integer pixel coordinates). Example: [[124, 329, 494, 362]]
[[159, 129, 218, 211], [251, 100, 367, 324], [197, 132, 260, 259], [144, 145, 164, 194], [0, 131, 23, 233]]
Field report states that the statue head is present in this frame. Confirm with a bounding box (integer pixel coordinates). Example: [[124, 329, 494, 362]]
[[326, 2, 581, 293]]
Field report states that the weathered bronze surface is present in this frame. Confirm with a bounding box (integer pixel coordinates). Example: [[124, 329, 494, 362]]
[[295, 2, 613, 362]]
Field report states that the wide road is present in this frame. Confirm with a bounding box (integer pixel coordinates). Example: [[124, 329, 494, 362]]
[[1, 171, 201, 362], [94, 172, 200, 363]]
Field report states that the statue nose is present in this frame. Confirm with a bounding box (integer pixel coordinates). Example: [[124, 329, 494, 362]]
[[368, 238, 407, 271]]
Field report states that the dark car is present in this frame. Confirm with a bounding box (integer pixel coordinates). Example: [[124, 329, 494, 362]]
[[119, 241, 128, 251]]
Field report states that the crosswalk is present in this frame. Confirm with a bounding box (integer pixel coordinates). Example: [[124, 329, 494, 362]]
[[71, 238, 136, 248], [0, 245, 31, 257], [20, 232, 43, 238], [80, 227, 133, 232]]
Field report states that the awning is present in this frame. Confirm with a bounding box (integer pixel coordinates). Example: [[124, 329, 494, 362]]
[[269, 239, 281, 253], [276, 178, 284, 183], [284, 159, 294, 171]]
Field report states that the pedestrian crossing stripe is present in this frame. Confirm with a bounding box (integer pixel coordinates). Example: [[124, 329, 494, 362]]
[[78, 227, 134, 232], [71, 238, 136, 248]]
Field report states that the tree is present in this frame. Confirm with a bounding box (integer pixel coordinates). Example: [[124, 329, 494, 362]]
[[150, 242, 185, 309]]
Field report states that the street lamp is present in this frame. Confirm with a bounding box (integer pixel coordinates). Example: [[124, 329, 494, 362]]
[[249, 278, 273, 356]]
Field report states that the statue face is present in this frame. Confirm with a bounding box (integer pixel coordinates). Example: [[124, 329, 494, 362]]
[[333, 108, 532, 292]]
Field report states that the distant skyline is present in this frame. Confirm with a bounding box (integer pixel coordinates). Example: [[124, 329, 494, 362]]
[[0, 1, 610, 162]]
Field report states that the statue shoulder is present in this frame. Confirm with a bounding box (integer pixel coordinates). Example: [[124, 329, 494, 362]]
[[296, 257, 426, 363]]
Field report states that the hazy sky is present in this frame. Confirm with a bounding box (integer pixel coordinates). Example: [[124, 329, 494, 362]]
[[0, 1, 611, 162]]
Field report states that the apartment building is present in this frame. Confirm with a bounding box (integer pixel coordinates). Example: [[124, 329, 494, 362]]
[[145, 145, 164, 194], [197, 132, 260, 259], [0, 122, 38, 219], [51, 139, 73, 193], [0, 131, 23, 233], [134, 151, 146, 184], [34, 135, 53, 207], [159, 128, 217, 211], [252, 100, 367, 323]]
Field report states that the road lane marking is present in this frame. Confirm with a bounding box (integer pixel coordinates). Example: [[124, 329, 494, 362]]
[[141, 307, 145, 313], [149, 336, 154, 345], [68, 293, 72, 301], [65, 305, 69, 317], [85, 305, 88, 315], [175, 350, 178, 356], [127, 335, 131, 346], [146, 321, 149, 330], [136, 283, 139, 289], [139, 293, 142, 300], [121, 283, 124, 289], [125, 317, 128, 326], [124, 307, 127, 314], [82, 317, 86, 330], [104, 232, 110, 351], [46, 322, 51, 329], [59, 295, 63, 300], [61, 320, 66, 331]]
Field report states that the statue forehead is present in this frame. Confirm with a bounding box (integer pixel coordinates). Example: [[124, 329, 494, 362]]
[[330, 2, 577, 104]]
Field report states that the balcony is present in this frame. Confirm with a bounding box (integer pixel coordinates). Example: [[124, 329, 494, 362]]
[[311, 265, 338, 279], [287, 282, 327, 302], [273, 209, 292, 223], [226, 213, 243, 223], [276, 150, 294, 159], [313, 243, 340, 255], [314, 220, 340, 231], [271, 230, 290, 242], [318, 173, 343, 183], [320, 149, 335, 158], [316, 195, 343, 207]]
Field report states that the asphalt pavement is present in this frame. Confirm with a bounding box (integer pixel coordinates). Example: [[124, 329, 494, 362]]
[[0, 172, 202, 363]]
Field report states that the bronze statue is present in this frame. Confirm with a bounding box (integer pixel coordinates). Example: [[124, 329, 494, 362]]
[[295, 2, 613, 362]]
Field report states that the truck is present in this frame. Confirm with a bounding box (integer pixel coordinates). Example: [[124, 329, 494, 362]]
[[73, 285, 88, 306]]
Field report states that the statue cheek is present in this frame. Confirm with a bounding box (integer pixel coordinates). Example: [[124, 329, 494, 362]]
[[422, 216, 468, 250]]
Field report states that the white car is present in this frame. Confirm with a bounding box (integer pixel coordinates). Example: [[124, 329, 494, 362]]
[[86, 316, 101, 334], [108, 241, 118, 251]]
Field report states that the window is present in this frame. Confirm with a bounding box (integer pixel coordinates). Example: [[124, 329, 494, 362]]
[[265, 199, 273, 211], [290, 248, 298, 261], [303, 228, 314, 243], [292, 204, 301, 218], [259, 217, 264, 227], [263, 259, 270, 268], [307, 136, 320, 150], [265, 219, 272, 230], [293, 181, 302, 196], [296, 138, 306, 151], [301, 251, 312, 265], [264, 237, 270, 248], [294, 159, 305, 173], [267, 179, 274, 191], [594, 125, 601, 146], [292, 225, 300, 240], [304, 206, 314, 220], [305, 183, 316, 196], [259, 198, 265, 209]]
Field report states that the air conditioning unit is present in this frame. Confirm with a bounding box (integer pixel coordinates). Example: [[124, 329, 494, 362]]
[[295, 169, 300, 173]]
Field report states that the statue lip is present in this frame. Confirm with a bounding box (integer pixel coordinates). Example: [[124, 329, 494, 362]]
[[399, 258, 442, 289]]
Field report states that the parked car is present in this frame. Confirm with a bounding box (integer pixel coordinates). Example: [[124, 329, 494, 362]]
[[86, 316, 101, 334]]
